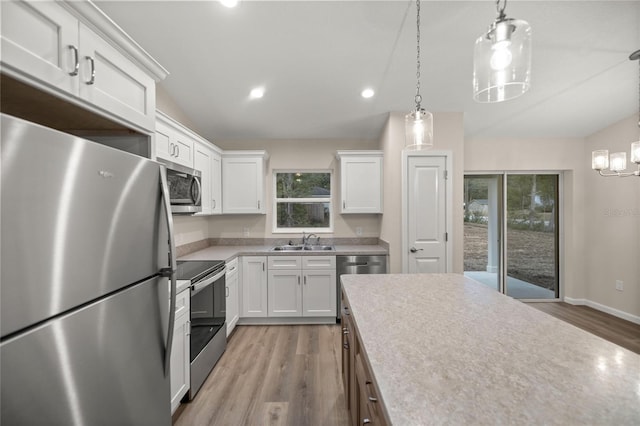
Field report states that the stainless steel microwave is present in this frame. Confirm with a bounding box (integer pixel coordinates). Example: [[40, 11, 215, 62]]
[[158, 159, 202, 215]]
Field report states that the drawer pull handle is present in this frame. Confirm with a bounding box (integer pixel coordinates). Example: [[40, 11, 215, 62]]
[[343, 343, 349, 350], [363, 420, 371, 425], [368, 396, 378, 402], [343, 329, 349, 335]]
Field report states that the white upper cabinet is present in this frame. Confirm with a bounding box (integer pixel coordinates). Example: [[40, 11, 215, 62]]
[[1, 0, 79, 94], [155, 111, 223, 215], [336, 150, 383, 214], [154, 113, 194, 168], [0, 0, 167, 132], [211, 151, 222, 215], [222, 151, 268, 214]]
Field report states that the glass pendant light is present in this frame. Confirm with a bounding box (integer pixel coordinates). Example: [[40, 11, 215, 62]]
[[405, 0, 433, 150], [473, 0, 532, 103]]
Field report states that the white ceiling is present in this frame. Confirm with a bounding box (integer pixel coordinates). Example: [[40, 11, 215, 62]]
[[96, 0, 640, 141]]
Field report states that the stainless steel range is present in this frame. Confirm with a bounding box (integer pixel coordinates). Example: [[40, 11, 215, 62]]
[[176, 260, 226, 399]]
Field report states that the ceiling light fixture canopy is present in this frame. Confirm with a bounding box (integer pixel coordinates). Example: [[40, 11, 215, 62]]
[[405, 0, 433, 150], [591, 49, 640, 178], [473, 0, 532, 103]]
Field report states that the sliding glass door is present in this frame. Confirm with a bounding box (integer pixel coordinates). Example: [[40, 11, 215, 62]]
[[464, 173, 559, 300]]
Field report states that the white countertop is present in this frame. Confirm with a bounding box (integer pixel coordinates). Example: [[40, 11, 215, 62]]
[[341, 273, 640, 425], [178, 244, 387, 263]]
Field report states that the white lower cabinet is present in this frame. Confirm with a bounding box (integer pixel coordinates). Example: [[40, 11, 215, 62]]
[[268, 256, 336, 318], [241, 256, 268, 317], [225, 258, 239, 336], [170, 288, 190, 415]]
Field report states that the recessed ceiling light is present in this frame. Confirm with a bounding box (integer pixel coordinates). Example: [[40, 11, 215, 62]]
[[219, 0, 239, 8], [361, 88, 375, 99], [249, 87, 265, 100]]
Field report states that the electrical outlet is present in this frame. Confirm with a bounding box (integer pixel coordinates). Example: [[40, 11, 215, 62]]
[[243, 227, 250, 237], [356, 227, 363, 236], [615, 280, 624, 291]]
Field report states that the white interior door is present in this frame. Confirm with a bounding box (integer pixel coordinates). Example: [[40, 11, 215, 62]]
[[405, 155, 448, 273]]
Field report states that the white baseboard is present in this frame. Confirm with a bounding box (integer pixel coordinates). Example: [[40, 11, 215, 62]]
[[564, 297, 640, 325]]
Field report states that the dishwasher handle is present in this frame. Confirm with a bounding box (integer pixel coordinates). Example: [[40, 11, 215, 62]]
[[342, 261, 382, 267]]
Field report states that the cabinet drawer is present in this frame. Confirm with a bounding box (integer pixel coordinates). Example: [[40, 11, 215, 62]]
[[226, 257, 239, 275], [268, 256, 301, 270], [302, 256, 335, 270], [174, 288, 190, 318]]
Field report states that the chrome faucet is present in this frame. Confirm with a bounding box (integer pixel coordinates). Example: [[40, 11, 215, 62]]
[[302, 232, 319, 246]]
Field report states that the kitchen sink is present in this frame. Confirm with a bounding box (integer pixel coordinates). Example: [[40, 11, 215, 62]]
[[271, 245, 335, 251], [271, 245, 304, 251], [303, 245, 335, 251]]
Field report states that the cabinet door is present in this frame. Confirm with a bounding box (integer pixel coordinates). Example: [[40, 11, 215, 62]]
[[268, 270, 302, 317], [225, 259, 239, 336], [78, 23, 155, 131], [171, 129, 194, 167], [170, 291, 190, 415], [222, 157, 264, 214], [302, 269, 336, 317], [211, 151, 222, 214], [195, 143, 213, 215], [341, 155, 383, 214], [1, 0, 79, 95], [241, 256, 267, 317], [154, 120, 173, 161]]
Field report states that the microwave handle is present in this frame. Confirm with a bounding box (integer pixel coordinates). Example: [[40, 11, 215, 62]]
[[191, 176, 202, 206]]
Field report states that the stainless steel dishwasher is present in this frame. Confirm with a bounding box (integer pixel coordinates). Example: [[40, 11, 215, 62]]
[[336, 255, 388, 320]]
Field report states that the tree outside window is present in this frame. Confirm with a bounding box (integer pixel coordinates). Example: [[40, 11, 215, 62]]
[[274, 171, 332, 232]]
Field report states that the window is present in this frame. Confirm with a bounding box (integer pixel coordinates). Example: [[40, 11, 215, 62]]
[[273, 171, 332, 233]]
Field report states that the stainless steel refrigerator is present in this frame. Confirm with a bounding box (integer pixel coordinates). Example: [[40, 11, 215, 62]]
[[0, 114, 177, 425]]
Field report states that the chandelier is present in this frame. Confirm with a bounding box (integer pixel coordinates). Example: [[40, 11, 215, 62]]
[[591, 50, 640, 178]]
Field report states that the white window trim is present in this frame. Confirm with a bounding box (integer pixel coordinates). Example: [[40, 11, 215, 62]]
[[272, 169, 333, 234]]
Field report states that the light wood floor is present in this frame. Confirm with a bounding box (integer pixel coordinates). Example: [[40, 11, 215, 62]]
[[173, 325, 349, 426], [173, 304, 640, 425], [527, 302, 640, 355]]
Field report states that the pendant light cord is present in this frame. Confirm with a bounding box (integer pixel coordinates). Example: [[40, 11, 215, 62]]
[[496, 0, 507, 20], [631, 49, 640, 128], [414, 0, 422, 109]]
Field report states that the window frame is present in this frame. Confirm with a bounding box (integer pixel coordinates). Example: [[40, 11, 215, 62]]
[[272, 169, 333, 234]]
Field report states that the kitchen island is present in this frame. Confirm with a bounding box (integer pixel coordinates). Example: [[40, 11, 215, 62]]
[[341, 273, 640, 425]]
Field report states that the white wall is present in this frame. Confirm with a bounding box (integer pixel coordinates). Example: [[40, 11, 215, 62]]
[[464, 135, 588, 302], [208, 139, 381, 239], [380, 112, 465, 273], [583, 115, 639, 318], [465, 114, 639, 319]]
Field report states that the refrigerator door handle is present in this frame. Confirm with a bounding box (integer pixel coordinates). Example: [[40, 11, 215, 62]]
[[160, 165, 177, 377]]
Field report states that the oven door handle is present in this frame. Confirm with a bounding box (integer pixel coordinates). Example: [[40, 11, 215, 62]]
[[191, 267, 226, 296]]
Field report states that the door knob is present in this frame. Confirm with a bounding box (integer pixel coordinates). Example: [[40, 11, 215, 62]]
[[410, 247, 424, 253]]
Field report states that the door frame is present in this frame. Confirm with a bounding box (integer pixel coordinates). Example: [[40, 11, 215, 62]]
[[464, 170, 564, 301], [401, 150, 454, 273]]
